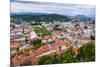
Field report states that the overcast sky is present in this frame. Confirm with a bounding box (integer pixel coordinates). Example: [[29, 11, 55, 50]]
[[11, 0, 95, 17]]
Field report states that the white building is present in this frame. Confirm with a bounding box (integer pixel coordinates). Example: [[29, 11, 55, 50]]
[[30, 31, 38, 39]]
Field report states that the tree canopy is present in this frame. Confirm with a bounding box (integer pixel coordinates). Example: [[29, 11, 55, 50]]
[[38, 42, 95, 64]]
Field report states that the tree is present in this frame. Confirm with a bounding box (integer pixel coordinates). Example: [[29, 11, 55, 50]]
[[34, 26, 51, 36], [38, 43, 95, 64], [38, 55, 55, 65], [38, 47, 75, 64], [76, 42, 95, 62], [53, 54, 61, 64], [90, 35, 95, 40], [60, 47, 74, 63]]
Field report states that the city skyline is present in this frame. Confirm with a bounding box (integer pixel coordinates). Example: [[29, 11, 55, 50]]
[[10, 1, 95, 66]]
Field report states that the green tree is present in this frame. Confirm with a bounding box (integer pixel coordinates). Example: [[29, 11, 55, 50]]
[[60, 47, 74, 63], [38, 43, 95, 64], [39, 55, 55, 65], [76, 42, 95, 62], [53, 54, 61, 64], [35, 26, 51, 36], [90, 35, 95, 40]]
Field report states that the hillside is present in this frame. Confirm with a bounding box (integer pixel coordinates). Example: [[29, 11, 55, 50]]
[[11, 13, 71, 22]]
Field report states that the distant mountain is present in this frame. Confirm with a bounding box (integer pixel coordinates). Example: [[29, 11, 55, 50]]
[[74, 15, 93, 21], [66, 15, 94, 22], [11, 13, 71, 22]]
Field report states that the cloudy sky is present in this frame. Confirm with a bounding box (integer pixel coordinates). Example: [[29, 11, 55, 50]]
[[11, 0, 95, 17]]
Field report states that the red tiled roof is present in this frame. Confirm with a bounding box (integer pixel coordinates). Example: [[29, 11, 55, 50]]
[[11, 39, 72, 65], [31, 57, 39, 64]]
